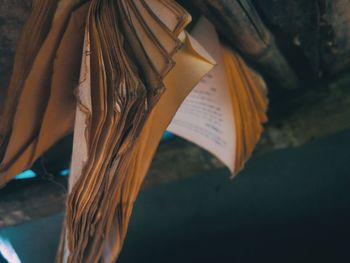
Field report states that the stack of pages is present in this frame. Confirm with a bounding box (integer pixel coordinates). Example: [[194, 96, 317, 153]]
[[0, 0, 267, 262]]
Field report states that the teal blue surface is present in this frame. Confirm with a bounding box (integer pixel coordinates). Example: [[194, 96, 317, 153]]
[[14, 170, 36, 180]]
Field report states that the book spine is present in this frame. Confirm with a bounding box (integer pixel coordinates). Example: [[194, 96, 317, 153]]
[[190, 0, 300, 90]]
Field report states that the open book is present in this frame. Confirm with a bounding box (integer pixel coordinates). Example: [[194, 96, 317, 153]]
[[0, 1, 267, 262], [168, 17, 267, 174]]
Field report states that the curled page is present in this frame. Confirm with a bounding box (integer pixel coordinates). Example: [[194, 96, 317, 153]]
[[61, 1, 214, 262], [168, 17, 268, 174], [167, 17, 237, 173]]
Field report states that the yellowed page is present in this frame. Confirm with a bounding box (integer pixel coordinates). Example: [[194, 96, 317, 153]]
[[102, 31, 216, 262], [167, 17, 236, 173], [69, 27, 91, 191]]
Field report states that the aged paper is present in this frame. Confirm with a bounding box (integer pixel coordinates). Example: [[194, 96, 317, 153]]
[[167, 18, 236, 172]]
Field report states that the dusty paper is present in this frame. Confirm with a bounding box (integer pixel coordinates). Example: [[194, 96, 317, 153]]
[[69, 27, 91, 191], [167, 17, 236, 172]]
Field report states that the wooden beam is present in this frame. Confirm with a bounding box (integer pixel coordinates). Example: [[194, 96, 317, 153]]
[[0, 177, 67, 228], [258, 74, 350, 152]]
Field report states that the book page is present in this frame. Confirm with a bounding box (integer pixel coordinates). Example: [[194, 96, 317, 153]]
[[167, 17, 236, 173], [69, 28, 91, 191]]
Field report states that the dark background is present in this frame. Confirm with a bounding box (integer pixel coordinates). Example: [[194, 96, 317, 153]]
[[0, 130, 349, 263]]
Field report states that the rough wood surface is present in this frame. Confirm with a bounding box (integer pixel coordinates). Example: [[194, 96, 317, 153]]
[[0, 176, 67, 228], [250, 0, 350, 81], [259, 74, 350, 151]]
